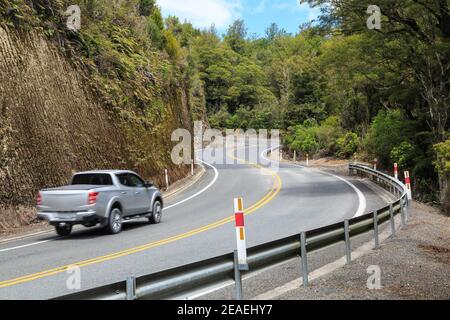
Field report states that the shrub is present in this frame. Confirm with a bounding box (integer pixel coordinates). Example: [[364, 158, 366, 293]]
[[390, 141, 416, 169], [336, 132, 359, 158], [287, 124, 320, 155], [209, 107, 231, 128], [316, 116, 344, 155], [365, 110, 416, 165]]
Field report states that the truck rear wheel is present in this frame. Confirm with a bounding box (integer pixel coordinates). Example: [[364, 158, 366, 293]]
[[55, 224, 72, 236], [149, 201, 163, 224], [107, 208, 123, 234]]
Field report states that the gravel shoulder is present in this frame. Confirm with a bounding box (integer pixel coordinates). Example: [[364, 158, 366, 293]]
[[277, 201, 450, 300]]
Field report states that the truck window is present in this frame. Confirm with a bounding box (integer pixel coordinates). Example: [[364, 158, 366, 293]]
[[72, 174, 113, 186], [116, 173, 145, 188], [129, 174, 145, 188]]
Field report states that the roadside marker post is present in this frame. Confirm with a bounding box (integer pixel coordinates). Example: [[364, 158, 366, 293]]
[[165, 169, 169, 190], [404, 171, 412, 200], [233, 198, 248, 300], [394, 163, 399, 180], [234, 198, 249, 271], [191, 159, 195, 176], [306, 154, 309, 166], [294, 150, 297, 162]]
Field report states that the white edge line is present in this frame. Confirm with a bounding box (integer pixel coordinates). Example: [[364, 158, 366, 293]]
[[183, 147, 367, 300], [164, 158, 218, 210], [0, 240, 52, 253], [262, 146, 366, 218], [318, 170, 367, 218]]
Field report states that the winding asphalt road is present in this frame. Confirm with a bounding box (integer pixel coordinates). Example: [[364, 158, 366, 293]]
[[0, 140, 388, 299]]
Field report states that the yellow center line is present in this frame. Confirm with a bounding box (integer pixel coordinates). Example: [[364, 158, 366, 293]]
[[0, 147, 282, 289]]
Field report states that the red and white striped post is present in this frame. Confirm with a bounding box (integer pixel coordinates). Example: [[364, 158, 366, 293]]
[[404, 171, 412, 200], [234, 198, 249, 271], [394, 163, 399, 180]]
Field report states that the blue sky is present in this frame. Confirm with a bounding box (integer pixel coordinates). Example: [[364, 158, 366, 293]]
[[157, 0, 320, 36]]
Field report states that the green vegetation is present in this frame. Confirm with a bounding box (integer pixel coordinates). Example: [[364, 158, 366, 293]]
[[1, 0, 448, 209], [434, 140, 450, 212], [0, 0, 205, 124]]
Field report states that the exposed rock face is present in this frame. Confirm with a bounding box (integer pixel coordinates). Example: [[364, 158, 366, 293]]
[[0, 26, 194, 228]]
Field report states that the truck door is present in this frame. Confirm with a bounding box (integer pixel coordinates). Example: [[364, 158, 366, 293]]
[[128, 173, 152, 214], [115, 173, 138, 217]]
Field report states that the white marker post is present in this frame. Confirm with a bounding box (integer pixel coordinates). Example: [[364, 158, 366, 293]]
[[191, 159, 195, 176], [234, 198, 249, 271], [404, 171, 412, 200], [374, 159, 378, 171], [294, 150, 297, 162], [394, 163, 399, 180], [165, 169, 169, 190], [306, 154, 309, 166]]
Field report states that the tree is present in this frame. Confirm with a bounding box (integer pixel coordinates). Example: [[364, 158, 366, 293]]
[[139, 0, 156, 17], [265, 23, 288, 40], [224, 19, 247, 53], [434, 139, 450, 214], [302, 0, 450, 141], [365, 110, 416, 165]]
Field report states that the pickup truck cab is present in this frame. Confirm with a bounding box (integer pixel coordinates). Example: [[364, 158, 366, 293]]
[[37, 170, 164, 236]]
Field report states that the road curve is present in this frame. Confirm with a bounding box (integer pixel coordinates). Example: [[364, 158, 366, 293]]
[[0, 141, 385, 299]]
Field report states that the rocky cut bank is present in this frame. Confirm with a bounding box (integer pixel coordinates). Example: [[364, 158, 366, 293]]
[[0, 0, 206, 230]]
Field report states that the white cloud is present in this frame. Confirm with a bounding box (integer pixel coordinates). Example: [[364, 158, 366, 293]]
[[297, 2, 321, 20], [273, 1, 320, 21], [254, 0, 267, 13], [157, 0, 243, 29]]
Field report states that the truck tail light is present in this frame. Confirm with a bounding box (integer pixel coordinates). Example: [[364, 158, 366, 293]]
[[88, 192, 99, 205], [37, 192, 42, 206]]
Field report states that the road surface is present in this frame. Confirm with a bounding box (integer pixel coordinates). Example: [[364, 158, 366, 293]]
[[0, 141, 389, 299]]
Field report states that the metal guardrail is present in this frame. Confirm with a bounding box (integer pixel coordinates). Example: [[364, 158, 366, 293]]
[[55, 164, 410, 300]]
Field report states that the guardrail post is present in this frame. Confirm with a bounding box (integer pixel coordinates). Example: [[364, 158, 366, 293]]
[[373, 211, 379, 250], [404, 196, 411, 220], [126, 276, 136, 301], [389, 204, 395, 238], [401, 198, 406, 228], [300, 232, 309, 288], [233, 250, 243, 300], [344, 220, 351, 264]]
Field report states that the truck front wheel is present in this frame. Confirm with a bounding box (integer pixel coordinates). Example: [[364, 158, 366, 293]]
[[55, 224, 72, 236]]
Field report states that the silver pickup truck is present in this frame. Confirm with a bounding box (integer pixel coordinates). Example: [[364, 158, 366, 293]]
[[37, 170, 164, 236]]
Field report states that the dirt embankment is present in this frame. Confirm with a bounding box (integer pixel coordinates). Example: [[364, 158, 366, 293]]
[[0, 27, 195, 230]]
